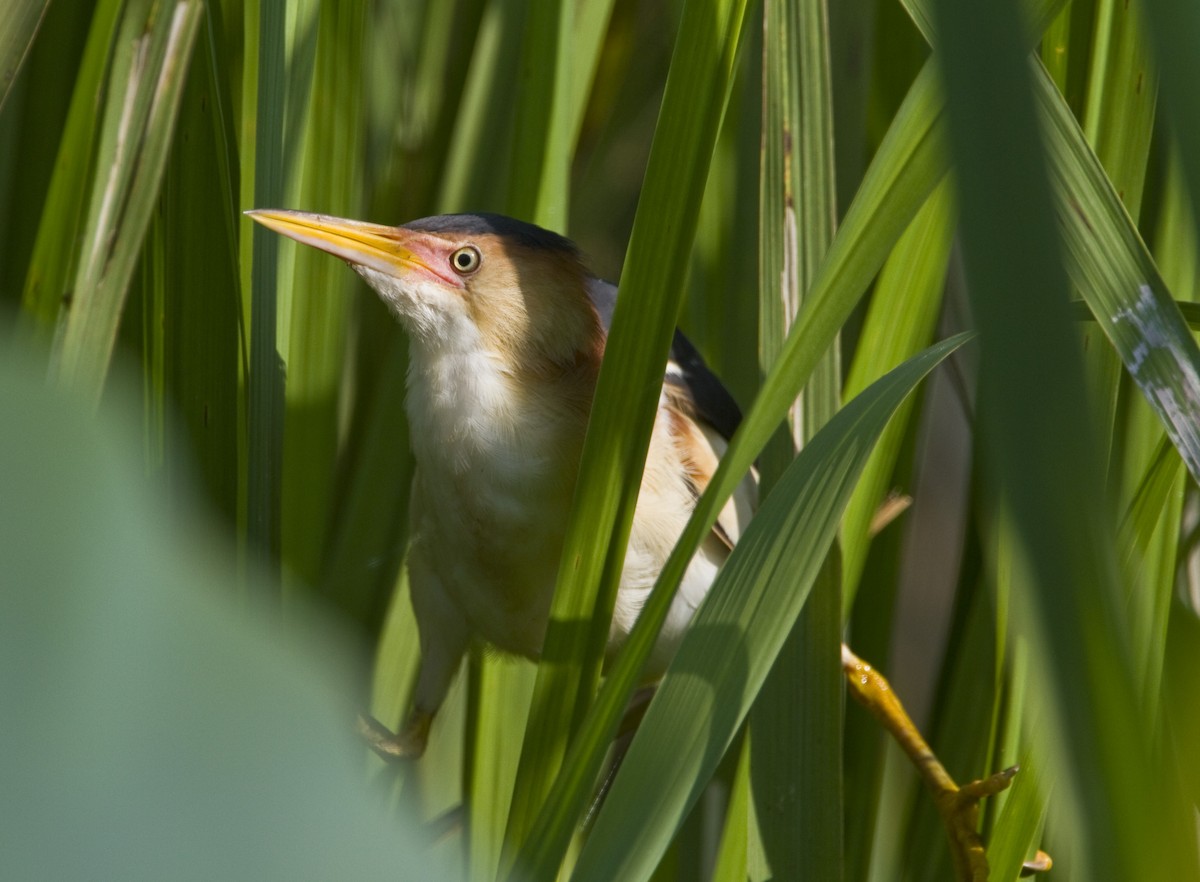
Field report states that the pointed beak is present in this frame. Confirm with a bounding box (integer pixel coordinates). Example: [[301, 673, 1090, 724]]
[[245, 209, 454, 285]]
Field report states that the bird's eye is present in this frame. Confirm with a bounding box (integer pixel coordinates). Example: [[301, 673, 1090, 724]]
[[450, 246, 481, 274]]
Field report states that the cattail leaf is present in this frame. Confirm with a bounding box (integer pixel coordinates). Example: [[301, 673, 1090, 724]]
[[48, 0, 203, 402], [503, 0, 753, 863], [17, 0, 123, 328]]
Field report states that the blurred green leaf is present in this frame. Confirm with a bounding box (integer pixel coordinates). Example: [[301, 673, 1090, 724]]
[[1140, 0, 1200, 246], [0, 0, 48, 111], [0, 344, 448, 882]]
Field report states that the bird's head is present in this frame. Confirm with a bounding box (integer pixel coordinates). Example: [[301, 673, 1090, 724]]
[[246, 210, 603, 374]]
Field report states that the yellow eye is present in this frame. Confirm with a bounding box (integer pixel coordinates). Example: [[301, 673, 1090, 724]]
[[450, 246, 481, 274]]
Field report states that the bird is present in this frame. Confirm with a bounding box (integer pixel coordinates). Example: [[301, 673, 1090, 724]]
[[243, 209, 1051, 880], [246, 209, 757, 758]]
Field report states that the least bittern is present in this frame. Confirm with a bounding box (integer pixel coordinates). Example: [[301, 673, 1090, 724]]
[[248, 209, 1046, 880]]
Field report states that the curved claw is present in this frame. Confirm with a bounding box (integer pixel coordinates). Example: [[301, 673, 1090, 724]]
[[356, 710, 431, 761], [1020, 850, 1053, 875], [933, 766, 1018, 881], [958, 765, 1018, 801]]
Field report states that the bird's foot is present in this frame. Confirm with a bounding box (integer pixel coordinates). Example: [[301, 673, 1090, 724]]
[[841, 644, 1051, 881], [356, 709, 432, 761], [1020, 850, 1053, 876]]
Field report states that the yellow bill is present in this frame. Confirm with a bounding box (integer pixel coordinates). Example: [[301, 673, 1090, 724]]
[[245, 209, 435, 280]]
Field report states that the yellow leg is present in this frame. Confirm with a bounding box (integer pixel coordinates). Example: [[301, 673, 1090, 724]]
[[841, 644, 1051, 881]]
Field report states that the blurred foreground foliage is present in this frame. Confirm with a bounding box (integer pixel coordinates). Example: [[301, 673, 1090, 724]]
[[3, 0, 1200, 879]]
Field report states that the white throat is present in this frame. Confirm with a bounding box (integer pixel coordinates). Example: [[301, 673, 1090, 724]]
[[404, 331, 520, 475]]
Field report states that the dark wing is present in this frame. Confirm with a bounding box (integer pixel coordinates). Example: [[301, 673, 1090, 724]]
[[586, 277, 757, 549], [585, 276, 743, 441], [666, 329, 742, 442]]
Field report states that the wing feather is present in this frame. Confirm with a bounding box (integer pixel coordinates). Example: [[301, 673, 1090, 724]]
[[586, 276, 759, 549]]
